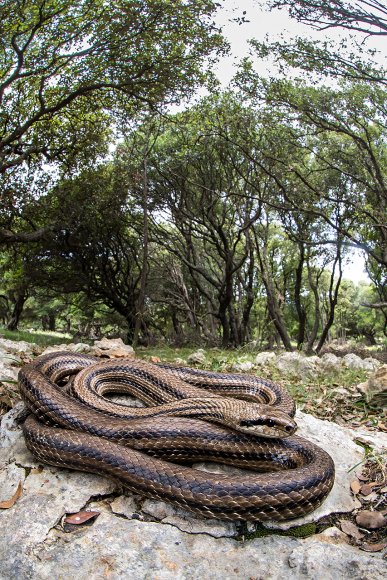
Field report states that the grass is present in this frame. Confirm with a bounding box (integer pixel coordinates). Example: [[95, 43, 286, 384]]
[[0, 328, 74, 347]]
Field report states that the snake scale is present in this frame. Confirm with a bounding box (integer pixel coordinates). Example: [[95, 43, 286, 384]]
[[18, 352, 335, 522]]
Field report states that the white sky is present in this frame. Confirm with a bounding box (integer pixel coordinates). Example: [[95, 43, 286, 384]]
[[208, 0, 385, 283], [213, 0, 386, 85]]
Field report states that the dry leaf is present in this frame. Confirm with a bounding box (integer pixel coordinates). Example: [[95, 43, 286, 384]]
[[360, 542, 387, 553], [64, 510, 100, 525], [360, 482, 378, 496], [339, 519, 364, 540], [0, 481, 22, 509], [350, 480, 361, 494], [149, 356, 161, 363], [356, 510, 387, 530]]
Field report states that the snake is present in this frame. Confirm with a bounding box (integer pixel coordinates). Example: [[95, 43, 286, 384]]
[[18, 351, 335, 522]]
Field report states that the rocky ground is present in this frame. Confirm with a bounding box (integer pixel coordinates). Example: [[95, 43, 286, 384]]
[[0, 336, 386, 579]]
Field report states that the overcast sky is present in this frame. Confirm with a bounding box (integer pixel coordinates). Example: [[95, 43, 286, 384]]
[[214, 0, 386, 84], [209, 0, 386, 282]]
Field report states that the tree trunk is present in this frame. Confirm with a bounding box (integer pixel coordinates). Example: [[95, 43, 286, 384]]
[[7, 289, 28, 331], [315, 243, 343, 353], [294, 243, 307, 349], [133, 150, 149, 347], [254, 231, 293, 351]]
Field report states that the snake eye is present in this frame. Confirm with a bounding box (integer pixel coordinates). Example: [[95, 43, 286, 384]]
[[267, 419, 274, 427]]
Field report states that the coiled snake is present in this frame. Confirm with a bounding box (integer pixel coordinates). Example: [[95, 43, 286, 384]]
[[18, 352, 335, 522]]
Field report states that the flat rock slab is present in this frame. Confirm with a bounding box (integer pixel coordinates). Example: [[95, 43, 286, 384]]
[[0, 404, 386, 579], [1, 507, 384, 580]]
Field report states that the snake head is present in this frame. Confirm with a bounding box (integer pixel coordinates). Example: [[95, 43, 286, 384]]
[[235, 405, 297, 438]]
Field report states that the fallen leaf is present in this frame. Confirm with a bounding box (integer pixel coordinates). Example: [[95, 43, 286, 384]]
[[149, 356, 161, 363], [0, 481, 23, 509], [360, 482, 378, 496], [64, 510, 100, 525], [350, 480, 361, 494], [360, 542, 387, 553], [339, 519, 364, 540], [356, 510, 387, 530], [357, 473, 369, 482]]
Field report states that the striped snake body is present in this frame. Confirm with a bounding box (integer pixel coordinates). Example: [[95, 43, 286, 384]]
[[19, 352, 335, 522]]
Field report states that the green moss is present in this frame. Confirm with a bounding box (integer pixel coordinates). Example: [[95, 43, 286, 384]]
[[238, 521, 317, 541], [281, 523, 317, 538]]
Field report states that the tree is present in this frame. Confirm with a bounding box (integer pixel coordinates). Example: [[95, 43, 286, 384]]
[[0, 0, 225, 243], [150, 95, 265, 346], [266, 1, 387, 36], [257, 1, 386, 86], [0, 0, 224, 174]]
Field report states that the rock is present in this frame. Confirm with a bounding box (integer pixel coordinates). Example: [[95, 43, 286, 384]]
[[263, 410, 387, 531], [319, 353, 342, 371], [275, 352, 320, 378], [357, 365, 387, 406], [187, 349, 207, 365], [1, 403, 386, 577], [41, 342, 92, 356], [90, 337, 135, 358], [362, 357, 381, 371], [68, 343, 92, 353], [1, 507, 384, 579], [342, 353, 378, 371], [41, 344, 72, 355], [0, 352, 22, 366], [142, 499, 236, 538], [232, 360, 254, 372], [110, 495, 140, 519], [0, 363, 18, 382], [0, 338, 39, 356], [255, 351, 276, 366], [318, 526, 348, 544]]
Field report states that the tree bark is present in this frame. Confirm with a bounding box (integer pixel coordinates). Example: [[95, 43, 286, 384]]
[[7, 289, 28, 331]]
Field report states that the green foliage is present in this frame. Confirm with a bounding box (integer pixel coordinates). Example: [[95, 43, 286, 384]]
[[0, 0, 225, 174]]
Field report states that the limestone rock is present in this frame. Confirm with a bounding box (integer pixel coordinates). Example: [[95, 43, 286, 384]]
[[187, 349, 207, 365], [362, 357, 381, 371], [275, 352, 320, 378], [255, 351, 276, 366], [41, 342, 93, 356], [232, 360, 254, 372], [68, 342, 92, 353], [41, 344, 67, 355], [0, 352, 22, 366], [90, 337, 135, 358], [262, 410, 385, 530], [0, 338, 39, 356], [342, 353, 380, 371], [1, 507, 384, 579], [319, 353, 342, 371], [142, 499, 236, 538], [0, 363, 18, 382], [1, 402, 386, 577], [357, 364, 387, 406]]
